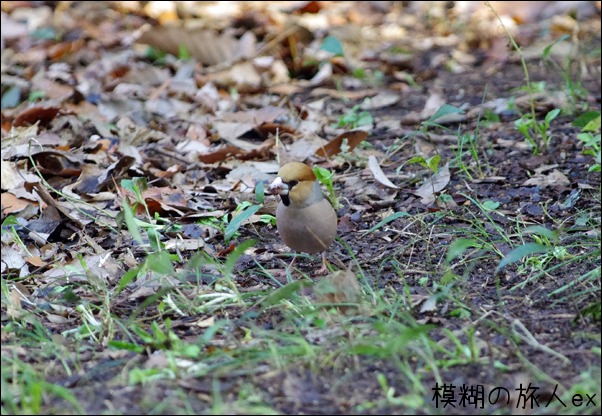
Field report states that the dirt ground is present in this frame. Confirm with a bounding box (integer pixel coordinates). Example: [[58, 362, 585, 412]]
[[1, 1, 601, 415]]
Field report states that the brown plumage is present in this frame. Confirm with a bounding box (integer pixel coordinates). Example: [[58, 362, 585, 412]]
[[268, 162, 337, 255]]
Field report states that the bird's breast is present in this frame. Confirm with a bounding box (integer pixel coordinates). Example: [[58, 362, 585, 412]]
[[275, 199, 337, 254]]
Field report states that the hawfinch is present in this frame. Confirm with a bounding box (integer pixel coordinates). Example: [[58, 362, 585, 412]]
[[268, 162, 337, 259]]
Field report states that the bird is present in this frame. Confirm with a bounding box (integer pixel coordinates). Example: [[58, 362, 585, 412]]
[[268, 162, 337, 273]]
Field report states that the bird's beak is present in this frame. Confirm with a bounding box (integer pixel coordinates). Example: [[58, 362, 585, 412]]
[[268, 177, 288, 196]]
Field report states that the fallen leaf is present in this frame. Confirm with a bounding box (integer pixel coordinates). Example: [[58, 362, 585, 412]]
[[24, 256, 47, 267], [194, 316, 215, 328], [32, 151, 82, 177], [523, 169, 570, 188], [412, 163, 451, 204], [7, 287, 25, 319], [310, 88, 377, 100], [12, 106, 61, 128], [315, 130, 368, 157], [279, 135, 326, 164], [368, 155, 399, 189], [1, 192, 34, 216], [307, 62, 333, 86], [138, 27, 256, 66], [360, 92, 400, 110], [314, 268, 361, 311], [419, 295, 438, 313]]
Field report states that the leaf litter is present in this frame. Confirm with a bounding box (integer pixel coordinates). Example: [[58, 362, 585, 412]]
[[1, 1, 601, 414]]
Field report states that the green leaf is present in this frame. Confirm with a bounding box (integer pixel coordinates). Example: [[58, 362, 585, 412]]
[[122, 199, 143, 245], [225, 204, 261, 242], [352, 68, 366, 79], [438, 194, 452, 204], [223, 239, 256, 279], [131, 325, 153, 344], [313, 166, 334, 183], [481, 200, 500, 211], [256, 279, 312, 310], [427, 104, 464, 124], [255, 181, 265, 204], [542, 34, 569, 59], [178, 44, 191, 60], [179, 344, 201, 358], [28, 90, 46, 102], [109, 340, 145, 353], [349, 344, 387, 357], [572, 111, 600, 129], [147, 227, 164, 252], [2, 215, 20, 227], [545, 108, 561, 124], [583, 115, 601, 133], [577, 301, 601, 321], [1, 86, 22, 109], [523, 225, 559, 241], [116, 264, 142, 294], [121, 179, 137, 194], [320, 35, 344, 57], [150, 321, 167, 344], [496, 243, 551, 273], [365, 211, 409, 233], [426, 154, 441, 173], [356, 111, 374, 127], [446, 238, 480, 263], [405, 155, 428, 169], [121, 177, 148, 202], [147, 251, 174, 275], [31, 27, 58, 40]]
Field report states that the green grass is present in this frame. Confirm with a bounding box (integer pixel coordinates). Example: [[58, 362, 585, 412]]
[[2, 196, 600, 413], [2, 5, 600, 413]]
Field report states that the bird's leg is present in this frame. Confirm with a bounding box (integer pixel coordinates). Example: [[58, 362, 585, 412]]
[[316, 252, 330, 275], [271, 255, 296, 279], [286, 255, 297, 273]]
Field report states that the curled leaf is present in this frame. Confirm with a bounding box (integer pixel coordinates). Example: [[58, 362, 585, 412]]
[[368, 155, 399, 189], [315, 130, 368, 157]]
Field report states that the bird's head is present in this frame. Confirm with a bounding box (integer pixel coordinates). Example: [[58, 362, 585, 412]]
[[268, 162, 319, 207]]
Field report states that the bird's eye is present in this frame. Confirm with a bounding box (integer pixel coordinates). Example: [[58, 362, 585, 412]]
[[287, 180, 299, 188]]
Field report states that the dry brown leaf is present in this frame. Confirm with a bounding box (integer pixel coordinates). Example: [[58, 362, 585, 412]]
[[194, 316, 215, 328], [221, 106, 289, 125], [7, 287, 25, 319], [2, 247, 27, 274], [314, 268, 361, 310], [309, 88, 377, 100], [413, 163, 451, 204], [471, 176, 507, 183], [33, 183, 91, 228], [315, 130, 368, 157], [12, 106, 62, 128], [32, 151, 82, 177], [278, 135, 326, 164], [419, 295, 439, 314], [420, 93, 446, 119], [360, 92, 400, 110], [523, 169, 570, 188], [1, 160, 40, 191], [30, 77, 74, 101], [138, 27, 256, 66], [227, 61, 262, 90], [164, 239, 205, 252], [368, 155, 399, 189], [307, 62, 333, 87], [1, 192, 34, 216], [24, 256, 47, 268]]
